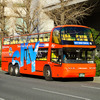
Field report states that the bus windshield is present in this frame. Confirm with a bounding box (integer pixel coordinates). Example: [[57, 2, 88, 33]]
[[60, 27, 93, 45], [63, 48, 95, 63]]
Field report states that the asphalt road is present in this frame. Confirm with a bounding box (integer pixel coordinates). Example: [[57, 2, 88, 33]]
[[0, 71, 100, 100]]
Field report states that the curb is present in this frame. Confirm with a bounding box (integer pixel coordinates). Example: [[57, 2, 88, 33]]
[[94, 77, 100, 83]]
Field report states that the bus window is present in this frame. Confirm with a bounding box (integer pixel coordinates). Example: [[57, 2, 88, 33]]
[[51, 49, 61, 64], [60, 27, 94, 44], [63, 48, 95, 63], [36, 49, 48, 61], [52, 28, 61, 44]]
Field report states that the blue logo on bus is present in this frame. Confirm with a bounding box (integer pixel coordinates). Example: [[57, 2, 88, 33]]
[[12, 41, 40, 72]]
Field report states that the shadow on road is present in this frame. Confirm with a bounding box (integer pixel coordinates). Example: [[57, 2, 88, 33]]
[[53, 77, 94, 82], [4, 72, 93, 82]]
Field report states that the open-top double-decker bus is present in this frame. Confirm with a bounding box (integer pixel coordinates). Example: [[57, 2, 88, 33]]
[[1, 25, 96, 81]]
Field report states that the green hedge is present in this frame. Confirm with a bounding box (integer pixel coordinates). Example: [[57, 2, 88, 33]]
[[95, 57, 100, 76], [0, 59, 1, 67]]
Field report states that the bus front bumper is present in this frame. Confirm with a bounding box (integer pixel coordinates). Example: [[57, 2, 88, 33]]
[[62, 63, 96, 78]]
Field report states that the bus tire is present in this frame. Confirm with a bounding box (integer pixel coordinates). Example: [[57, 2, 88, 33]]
[[43, 66, 53, 81], [15, 64, 20, 77], [9, 64, 15, 76]]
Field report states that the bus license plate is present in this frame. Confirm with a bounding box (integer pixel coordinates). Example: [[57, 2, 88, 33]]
[[79, 73, 85, 77]]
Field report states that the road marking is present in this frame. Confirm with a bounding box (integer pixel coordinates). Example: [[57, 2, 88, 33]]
[[0, 98, 5, 100], [82, 85, 100, 90], [32, 88, 91, 100]]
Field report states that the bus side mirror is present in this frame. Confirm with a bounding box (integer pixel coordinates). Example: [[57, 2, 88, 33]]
[[58, 49, 63, 56]]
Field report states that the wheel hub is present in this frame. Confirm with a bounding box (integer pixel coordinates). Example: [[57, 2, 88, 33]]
[[46, 70, 50, 77], [15, 67, 18, 74]]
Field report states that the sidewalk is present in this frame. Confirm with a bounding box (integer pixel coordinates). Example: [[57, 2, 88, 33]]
[[94, 77, 100, 83]]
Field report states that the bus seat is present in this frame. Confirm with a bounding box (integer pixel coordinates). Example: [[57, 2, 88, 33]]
[[65, 34, 68, 37], [62, 37, 65, 40], [4, 41, 6, 45], [80, 39, 83, 41], [66, 34, 71, 41], [13, 40, 16, 44], [84, 35, 87, 38], [67, 35, 71, 41], [68, 34, 70, 38], [84, 35, 88, 41], [30, 39, 34, 43], [42, 57, 47, 60], [23, 40, 26, 43], [34, 38, 37, 42], [19, 40, 23, 43], [7, 41, 9, 45], [44, 37, 48, 42], [16, 40, 18, 44], [84, 39, 88, 41], [80, 35, 84, 38], [61, 34, 65, 40], [76, 35, 79, 38], [11, 40, 14, 44], [77, 38, 80, 41], [39, 38, 43, 42], [65, 34, 68, 40]]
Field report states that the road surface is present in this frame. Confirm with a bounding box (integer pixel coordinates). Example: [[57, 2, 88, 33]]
[[0, 71, 100, 100]]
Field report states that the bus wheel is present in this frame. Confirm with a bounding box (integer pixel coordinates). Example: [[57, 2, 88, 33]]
[[44, 66, 53, 81], [9, 64, 15, 76], [15, 64, 20, 77]]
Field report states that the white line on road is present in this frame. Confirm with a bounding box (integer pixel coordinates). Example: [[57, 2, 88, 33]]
[[0, 98, 5, 100], [82, 85, 100, 90], [32, 87, 91, 100]]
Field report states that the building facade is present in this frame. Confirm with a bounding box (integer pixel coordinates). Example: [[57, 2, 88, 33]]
[[1, 0, 89, 35], [1, 0, 100, 34]]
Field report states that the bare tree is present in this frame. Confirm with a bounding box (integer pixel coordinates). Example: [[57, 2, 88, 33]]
[[45, 0, 95, 25], [0, 0, 9, 57], [0, 0, 8, 37], [13, 0, 42, 34]]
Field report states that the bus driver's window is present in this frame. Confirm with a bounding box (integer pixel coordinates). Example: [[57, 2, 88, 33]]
[[53, 29, 61, 44]]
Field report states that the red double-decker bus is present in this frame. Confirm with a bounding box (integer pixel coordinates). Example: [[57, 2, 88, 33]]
[[1, 25, 96, 81]]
